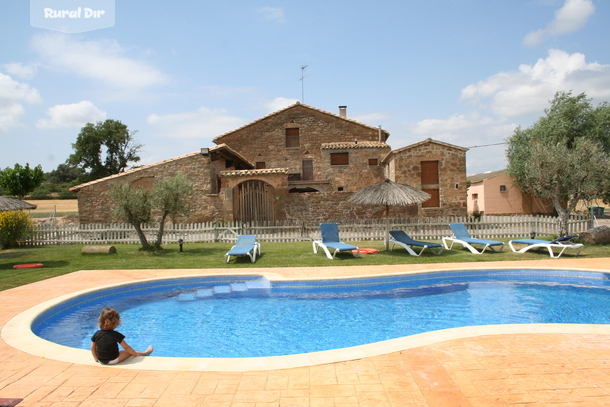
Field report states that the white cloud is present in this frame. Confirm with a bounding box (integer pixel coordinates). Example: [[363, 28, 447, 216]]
[[0, 73, 43, 134], [523, 0, 595, 46], [36, 101, 106, 129], [31, 32, 168, 89], [404, 47, 610, 175], [147, 107, 246, 141], [257, 7, 286, 24], [4, 62, 38, 80], [266, 97, 298, 112], [352, 111, 390, 124], [412, 112, 495, 135], [461, 49, 610, 117]]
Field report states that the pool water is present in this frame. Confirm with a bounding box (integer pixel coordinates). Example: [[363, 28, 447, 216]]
[[32, 269, 610, 358]]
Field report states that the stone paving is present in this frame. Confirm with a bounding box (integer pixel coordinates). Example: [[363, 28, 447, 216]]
[[1, 258, 610, 406]]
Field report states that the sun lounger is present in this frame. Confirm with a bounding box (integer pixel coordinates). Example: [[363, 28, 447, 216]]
[[509, 235, 583, 258], [442, 223, 504, 254], [225, 235, 261, 263], [313, 223, 360, 259], [388, 230, 443, 256]]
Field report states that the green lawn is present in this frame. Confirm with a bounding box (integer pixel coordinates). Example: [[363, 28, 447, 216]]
[[1, 238, 608, 291]]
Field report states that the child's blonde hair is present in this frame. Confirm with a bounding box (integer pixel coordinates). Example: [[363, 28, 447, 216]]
[[98, 308, 120, 330]]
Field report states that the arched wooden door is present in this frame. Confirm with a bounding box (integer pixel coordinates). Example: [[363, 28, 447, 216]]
[[234, 180, 275, 222]]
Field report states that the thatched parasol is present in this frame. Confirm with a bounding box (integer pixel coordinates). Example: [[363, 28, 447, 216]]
[[0, 197, 37, 212], [348, 179, 430, 250]]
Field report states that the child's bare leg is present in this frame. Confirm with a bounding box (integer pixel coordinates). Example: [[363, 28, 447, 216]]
[[139, 346, 154, 356]]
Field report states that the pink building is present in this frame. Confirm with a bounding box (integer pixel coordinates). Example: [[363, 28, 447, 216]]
[[467, 170, 555, 215]]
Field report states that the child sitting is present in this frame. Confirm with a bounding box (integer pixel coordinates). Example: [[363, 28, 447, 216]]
[[91, 308, 153, 365]]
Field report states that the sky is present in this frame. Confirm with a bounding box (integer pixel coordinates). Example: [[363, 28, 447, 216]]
[[1, 0, 609, 176]]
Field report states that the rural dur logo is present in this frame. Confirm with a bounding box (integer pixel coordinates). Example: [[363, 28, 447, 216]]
[[30, 0, 115, 33]]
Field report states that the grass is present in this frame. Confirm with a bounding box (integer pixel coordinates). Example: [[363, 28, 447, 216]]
[[1, 237, 608, 291]]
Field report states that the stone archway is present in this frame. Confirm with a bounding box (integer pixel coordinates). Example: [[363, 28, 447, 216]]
[[234, 180, 275, 222]]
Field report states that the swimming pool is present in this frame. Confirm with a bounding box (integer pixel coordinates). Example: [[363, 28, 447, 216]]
[[32, 269, 610, 358]]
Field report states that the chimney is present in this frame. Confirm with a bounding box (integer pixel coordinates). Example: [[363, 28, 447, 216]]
[[338, 106, 347, 118]]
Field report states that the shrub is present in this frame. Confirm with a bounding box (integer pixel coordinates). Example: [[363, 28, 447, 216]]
[[0, 211, 35, 249]]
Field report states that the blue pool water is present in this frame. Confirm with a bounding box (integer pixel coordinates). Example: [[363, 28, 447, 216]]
[[32, 269, 610, 358]]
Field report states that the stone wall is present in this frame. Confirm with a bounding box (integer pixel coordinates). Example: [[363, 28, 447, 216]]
[[389, 140, 467, 217], [76, 153, 226, 224], [284, 192, 415, 224], [214, 104, 389, 191]]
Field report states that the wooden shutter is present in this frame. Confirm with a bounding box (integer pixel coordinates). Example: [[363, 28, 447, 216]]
[[421, 161, 439, 185], [286, 128, 300, 148], [330, 152, 349, 165], [422, 188, 440, 207]]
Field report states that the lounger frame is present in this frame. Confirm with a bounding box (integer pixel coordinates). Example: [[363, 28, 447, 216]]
[[442, 223, 504, 254], [313, 223, 360, 259], [225, 235, 261, 263], [508, 238, 583, 258], [388, 231, 443, 256]]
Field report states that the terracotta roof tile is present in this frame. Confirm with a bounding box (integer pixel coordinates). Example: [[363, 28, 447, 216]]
[[467, 169, 506, 183], [321, 141, 390, 150], [70, 144, 249, 192], [220, 168, 289, 177]]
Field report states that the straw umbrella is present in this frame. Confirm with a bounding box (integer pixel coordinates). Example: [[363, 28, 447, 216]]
[[0, 197, 37, 212], [347, 179, 430, 250]]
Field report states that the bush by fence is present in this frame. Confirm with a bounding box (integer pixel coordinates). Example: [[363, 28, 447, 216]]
[[21, 215, 594, 246]]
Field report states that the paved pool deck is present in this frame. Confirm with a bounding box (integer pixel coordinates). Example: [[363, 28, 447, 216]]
[[2, 257, 610, 406]]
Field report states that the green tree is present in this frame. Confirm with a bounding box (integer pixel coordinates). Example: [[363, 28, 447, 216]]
[[111, 173, 193, 250], [0, 163, 44, 199], [68, 119, 142, 182], [506, 91, 610, 236]]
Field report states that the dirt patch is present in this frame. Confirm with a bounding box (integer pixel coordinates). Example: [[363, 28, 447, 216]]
[[26, 199, 78, 213]]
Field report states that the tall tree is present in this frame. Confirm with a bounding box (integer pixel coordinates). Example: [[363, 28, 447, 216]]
[[0, 163, 44, 199], [506, 91, 610, 236], [68, 119, 142, 182], [111, 173, 193, 250]]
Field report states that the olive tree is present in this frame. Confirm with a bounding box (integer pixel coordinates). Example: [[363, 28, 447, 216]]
[[506, 91, 610, 236], [111, 173, 193, 250]]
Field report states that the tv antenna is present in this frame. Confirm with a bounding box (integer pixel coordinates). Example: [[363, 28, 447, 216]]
[[299, 65, 308, 103]]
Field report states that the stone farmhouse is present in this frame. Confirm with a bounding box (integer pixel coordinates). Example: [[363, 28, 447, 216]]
[[71, 103, 469, 224]]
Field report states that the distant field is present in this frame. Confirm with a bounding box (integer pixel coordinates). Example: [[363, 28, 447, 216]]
[[27, 199, 78, 213]]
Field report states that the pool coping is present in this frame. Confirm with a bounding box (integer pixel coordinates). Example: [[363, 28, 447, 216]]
[[4, 265, 610, 372]]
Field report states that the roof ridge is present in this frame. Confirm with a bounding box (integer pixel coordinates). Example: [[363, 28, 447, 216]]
[[213, 102, 390, 143]]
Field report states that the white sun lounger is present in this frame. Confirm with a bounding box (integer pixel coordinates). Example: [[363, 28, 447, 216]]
[[442, 223, 504, 254], [509, 235, 583, 258]]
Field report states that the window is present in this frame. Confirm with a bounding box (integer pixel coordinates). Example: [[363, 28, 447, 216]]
[[472, 193, 478, 200], [368, 158, 379, 166], [255, 162, 266, 169], [302, 160, 313, 180], [330, 152, 349, 165], [421, 161, 439, 184], [500, 185, 507, 192], [286, 127, 299, 148]]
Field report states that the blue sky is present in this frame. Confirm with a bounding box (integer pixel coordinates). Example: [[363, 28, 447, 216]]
[[1, 0, 609, 176]]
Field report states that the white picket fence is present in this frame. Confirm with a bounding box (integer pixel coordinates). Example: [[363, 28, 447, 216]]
[[24, 215, 593, 246]]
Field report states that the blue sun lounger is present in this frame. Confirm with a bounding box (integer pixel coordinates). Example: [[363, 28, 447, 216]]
[[442, 223, 504, 254], [509, 235, 583, 258], [225, 235, 261, 263], [313, 223, 360, 259], [389, 230, 443, 256]]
